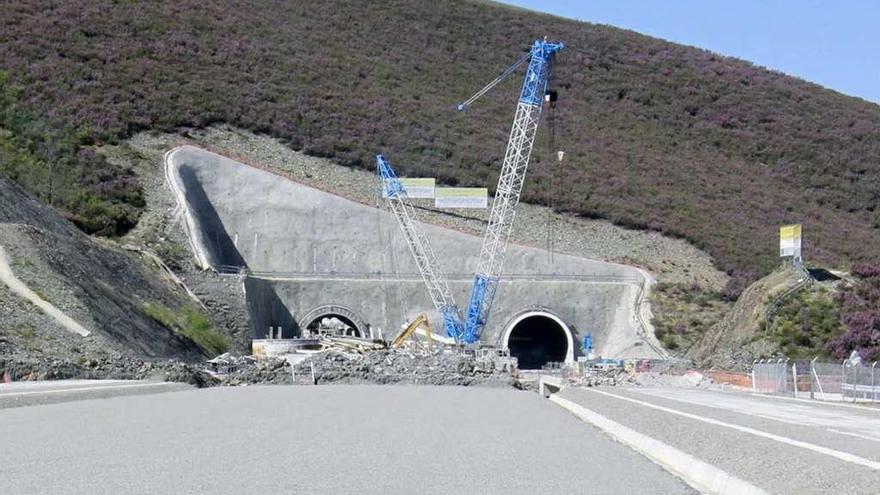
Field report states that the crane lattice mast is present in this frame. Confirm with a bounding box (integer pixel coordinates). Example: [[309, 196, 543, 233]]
[[376, 154, 465, 341], [461, 39, 564, 343]]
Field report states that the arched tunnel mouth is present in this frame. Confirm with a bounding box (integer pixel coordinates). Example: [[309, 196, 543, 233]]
[[505, 314, 570, 370], [305, 314, 363, 338]]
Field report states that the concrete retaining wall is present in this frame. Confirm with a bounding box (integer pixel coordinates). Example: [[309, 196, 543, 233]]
[[166, 145, 661, 359]]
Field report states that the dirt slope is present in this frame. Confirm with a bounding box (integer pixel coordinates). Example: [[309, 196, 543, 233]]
[[0, 178, 220, 373], [689, 266, 807, 369]]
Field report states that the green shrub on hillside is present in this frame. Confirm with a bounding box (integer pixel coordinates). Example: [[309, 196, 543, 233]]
[[652, 282, 730, 353], [766, 287, 843, 359], [3, 2, 880, 274], [142, 303, 229, 356], [0, 71, 143, 236]]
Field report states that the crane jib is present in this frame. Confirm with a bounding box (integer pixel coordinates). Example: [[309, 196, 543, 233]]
[[519, 40, 565, 106], [376, 38, 564, 346], [463, 39, 564, 344]]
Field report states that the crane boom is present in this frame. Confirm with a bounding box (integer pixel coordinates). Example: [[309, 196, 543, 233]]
[[376, 154, 465, 341], [462, 39, 564, 343]]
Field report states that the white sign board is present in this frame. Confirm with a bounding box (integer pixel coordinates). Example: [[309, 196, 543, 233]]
[[779, 224, 802, 259], [434, 188, 488, 209], [382, 178, 435, 199]]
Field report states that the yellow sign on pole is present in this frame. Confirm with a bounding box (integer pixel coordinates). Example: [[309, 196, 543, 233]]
[[779, 224, 802, 259]]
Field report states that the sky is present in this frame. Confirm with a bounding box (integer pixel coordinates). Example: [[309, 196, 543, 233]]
[[500, 0, 880, 104]]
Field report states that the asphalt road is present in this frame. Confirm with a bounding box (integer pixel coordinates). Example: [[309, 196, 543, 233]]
[[0, 385, 694, 494], [558, 386, 880, 495]]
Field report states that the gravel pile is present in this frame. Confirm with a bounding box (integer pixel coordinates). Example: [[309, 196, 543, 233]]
[[0, 355, 218, 387], [212, 347, 516, 387]]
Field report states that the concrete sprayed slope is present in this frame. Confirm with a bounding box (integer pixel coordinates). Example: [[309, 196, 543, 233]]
[[167, 146, 661, 359], [0, 386, 695, 494]]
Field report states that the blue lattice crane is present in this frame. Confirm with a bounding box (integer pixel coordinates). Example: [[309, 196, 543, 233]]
[[377, 38, 564, 345], [460, 39, 564, 343], [376, 154, 465, 341]]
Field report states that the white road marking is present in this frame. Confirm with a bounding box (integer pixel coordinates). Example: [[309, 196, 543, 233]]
[[826, 428, 880, 443], [631, 387, 880, 442], [551, 395, 769, 495], [749, 392, 880, 413], [589, 388, 880, 471], [0, 382, 174, 398]]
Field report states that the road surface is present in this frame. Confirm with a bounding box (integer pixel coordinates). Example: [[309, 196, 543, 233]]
[[557, 386, 880, 495], [0, 385, 694, 494]]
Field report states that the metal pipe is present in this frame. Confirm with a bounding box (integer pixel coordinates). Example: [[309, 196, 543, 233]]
[[810, 356, 818, 400], [872, 362, 877, 403], [854, 364, 859, 403]]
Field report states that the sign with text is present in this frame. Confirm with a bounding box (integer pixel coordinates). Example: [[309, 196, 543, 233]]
[[779, 224, 802, 259], [434, 187, 488, 208], [382, 178, 435, 199]]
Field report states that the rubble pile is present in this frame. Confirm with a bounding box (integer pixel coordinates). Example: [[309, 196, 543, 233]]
[[566, 368, 638, 387], [208, 347, 516, 387], [294, 348, 516, 386], [210, 354, 294, 385], [0, 355, 219, 387]]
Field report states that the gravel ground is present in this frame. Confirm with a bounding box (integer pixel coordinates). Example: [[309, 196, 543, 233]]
[[0, 385, 696, 494]]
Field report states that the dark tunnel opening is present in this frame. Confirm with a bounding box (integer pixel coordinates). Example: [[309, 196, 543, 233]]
[[305, 314, 362, 337], [506, 315, 569, 370]]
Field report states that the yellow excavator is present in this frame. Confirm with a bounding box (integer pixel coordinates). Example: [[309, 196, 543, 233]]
[[391, 313, 434, 350]]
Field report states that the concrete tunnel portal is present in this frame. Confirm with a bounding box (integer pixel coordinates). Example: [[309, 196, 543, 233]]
[[299, 305, 368, 338], [305, 314, 362, 337], [502, 311, 574, 370], [167, 146, 665, 361]]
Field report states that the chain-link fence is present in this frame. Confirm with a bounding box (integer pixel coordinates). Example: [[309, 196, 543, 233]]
[[752, 360, 791, 394], [752, 358, 879, 403]]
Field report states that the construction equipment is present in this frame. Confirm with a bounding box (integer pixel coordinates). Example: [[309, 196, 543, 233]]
[[460, 39, 564, 343], [377, 155, 465, 340], [391, 313, 434, 350], [377, 38, 564, 345]]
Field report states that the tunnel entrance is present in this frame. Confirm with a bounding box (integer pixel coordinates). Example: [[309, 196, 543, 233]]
[[504, 313, 571, 370], [305, 314, 363, 338]]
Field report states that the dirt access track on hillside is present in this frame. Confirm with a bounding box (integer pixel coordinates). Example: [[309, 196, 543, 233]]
[[0, 244, 90, 337]]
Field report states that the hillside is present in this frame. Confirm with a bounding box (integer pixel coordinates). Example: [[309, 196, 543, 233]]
[[3, 0, 880, 277], [0, 176, 230, 378]]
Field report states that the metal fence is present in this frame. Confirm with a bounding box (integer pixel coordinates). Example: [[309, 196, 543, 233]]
[[752, 358, 879, 403]]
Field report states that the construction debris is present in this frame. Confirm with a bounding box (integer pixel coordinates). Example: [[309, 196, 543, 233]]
[[207, 344, 517, 387]]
